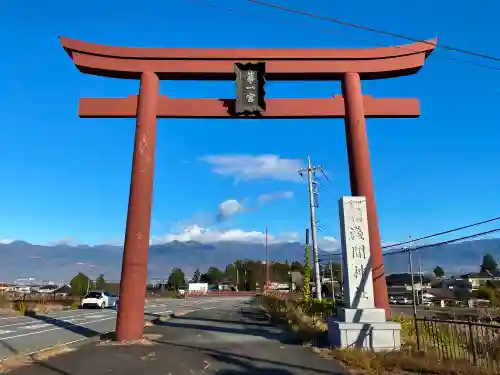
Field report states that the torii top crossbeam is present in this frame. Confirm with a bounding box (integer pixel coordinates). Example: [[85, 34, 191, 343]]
[[60, 37, 436, 81]]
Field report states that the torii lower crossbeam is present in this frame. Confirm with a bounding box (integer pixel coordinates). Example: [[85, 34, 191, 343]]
[[78, 95, 420, 118]]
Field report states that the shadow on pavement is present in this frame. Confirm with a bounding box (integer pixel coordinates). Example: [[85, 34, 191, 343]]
[[143, 307, 240, 319], [0, 333, 72, 375], [153, 319, 296, 344], [31, 314, 101, 338], [172, 315, 274, 327], [217, 368, 294, 375], [213, 353, 304, 375], [154, 341, 339, 374]]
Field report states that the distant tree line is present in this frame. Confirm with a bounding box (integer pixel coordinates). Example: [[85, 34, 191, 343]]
[[70, 273, 107, 297], [68, 258, 342, 295], [183, 260, 307, 291], [432, 253, 500, 306], [433, 253, 499, 278]]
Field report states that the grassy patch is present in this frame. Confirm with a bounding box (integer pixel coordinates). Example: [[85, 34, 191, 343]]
[[257, 295, 332, 343], [259, 295, 500, 375], [326, 347, 497, 375]]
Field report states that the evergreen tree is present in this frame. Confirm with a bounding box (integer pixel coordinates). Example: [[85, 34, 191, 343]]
[[481, 253, 498, 273], [433, 266, 444, 278], [71, 272, 93, 297], [191, 269, 201, 283], [95, 274, 106, 290], [168, 268, 186, 290]]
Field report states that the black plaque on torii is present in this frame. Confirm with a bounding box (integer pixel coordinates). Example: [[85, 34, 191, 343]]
[[234, 62, 266, 115]]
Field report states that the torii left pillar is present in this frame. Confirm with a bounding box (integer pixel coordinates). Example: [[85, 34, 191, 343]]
[[115, 72, 159, 341]]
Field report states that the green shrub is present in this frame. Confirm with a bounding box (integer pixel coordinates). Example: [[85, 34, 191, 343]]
[[71, 302, 80, 310]]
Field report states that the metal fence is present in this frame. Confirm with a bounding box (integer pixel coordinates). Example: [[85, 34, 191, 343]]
[[415, 317, 500, 372]]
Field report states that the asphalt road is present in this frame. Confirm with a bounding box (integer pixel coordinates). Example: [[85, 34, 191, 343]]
[[10, 298, 344, 375], [0, 297, 250, 360]]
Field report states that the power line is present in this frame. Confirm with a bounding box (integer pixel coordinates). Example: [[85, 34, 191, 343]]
[[319, 227, 500, 262], [186, 0, 500, 74], [384, 227, 500, 256], [246, 0, 500, 63], [382, 216, 500, 250], [314, 179, 339, 222]]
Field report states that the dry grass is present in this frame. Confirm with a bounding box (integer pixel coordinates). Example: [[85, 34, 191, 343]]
[[391, 314, 500, 370], [326, 347, 498, 375], [98, 331, 162, 346], [151, 315, 172, 325], [0, 293, 12, 309], [10, 299, 71, 316], [257, 295, 328, 344], [173, 310, 194, 317], [0, 345, 76, 373], [98, 338, 155, 346], [259, 296, 500, 375]]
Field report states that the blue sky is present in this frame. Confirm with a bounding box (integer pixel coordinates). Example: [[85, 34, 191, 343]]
[[1, 0, 499, 248]]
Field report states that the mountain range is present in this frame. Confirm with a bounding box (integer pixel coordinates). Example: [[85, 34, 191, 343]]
[[1, 238, 500, 282]]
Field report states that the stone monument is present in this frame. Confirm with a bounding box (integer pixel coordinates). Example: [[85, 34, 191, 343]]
[[327, 196, 401, 351]]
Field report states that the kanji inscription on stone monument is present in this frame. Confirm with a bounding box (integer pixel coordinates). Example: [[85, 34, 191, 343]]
[[339, 196, 375, 309]]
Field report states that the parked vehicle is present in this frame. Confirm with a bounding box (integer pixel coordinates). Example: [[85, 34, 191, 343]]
[[81, 290, 117, 309], [422, 299, 434, 308]]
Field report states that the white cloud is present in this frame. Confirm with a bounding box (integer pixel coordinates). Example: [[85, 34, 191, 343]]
[[318, 236, 341, 252], [151, 225, 302, 245], [257, 191, 294, 203], [273, 232, 300, 242], [201, 154, 304, 182], [151, 225, 339, 249], [0, 238, 14, 244], [217, 199, 245, 221], [75, 261, 98, 268]]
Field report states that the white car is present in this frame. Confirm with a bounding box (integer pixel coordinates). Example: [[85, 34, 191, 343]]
[[81, 291, 117, 309]]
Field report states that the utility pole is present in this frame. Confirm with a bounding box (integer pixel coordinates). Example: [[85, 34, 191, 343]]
[[299, 156, 323, 300], [407, 236, 418, 317], [418, 252, 424, 305], [236, 268, 239, 292], [265, 227, 269, 292], [407, 236, 421, 350], [329, 260, 336, 302]]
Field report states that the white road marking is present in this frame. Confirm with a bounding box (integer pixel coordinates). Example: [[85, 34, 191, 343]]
[[20, 324, 51, 330], [154, 310, 172, 315], [0, 330, 15, 335], [0, 308, 111, 321], [0, 316, 116, 341], [0, 311, 114, 329]]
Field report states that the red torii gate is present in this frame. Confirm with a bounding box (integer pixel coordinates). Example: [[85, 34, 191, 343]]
[[60, 36, 436, 341]]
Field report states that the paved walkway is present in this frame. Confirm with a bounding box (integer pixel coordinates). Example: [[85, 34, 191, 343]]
[[9, 303, 345, 375]]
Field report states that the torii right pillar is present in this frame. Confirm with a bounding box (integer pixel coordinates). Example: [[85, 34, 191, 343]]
[[342, 72, 389, 318]]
